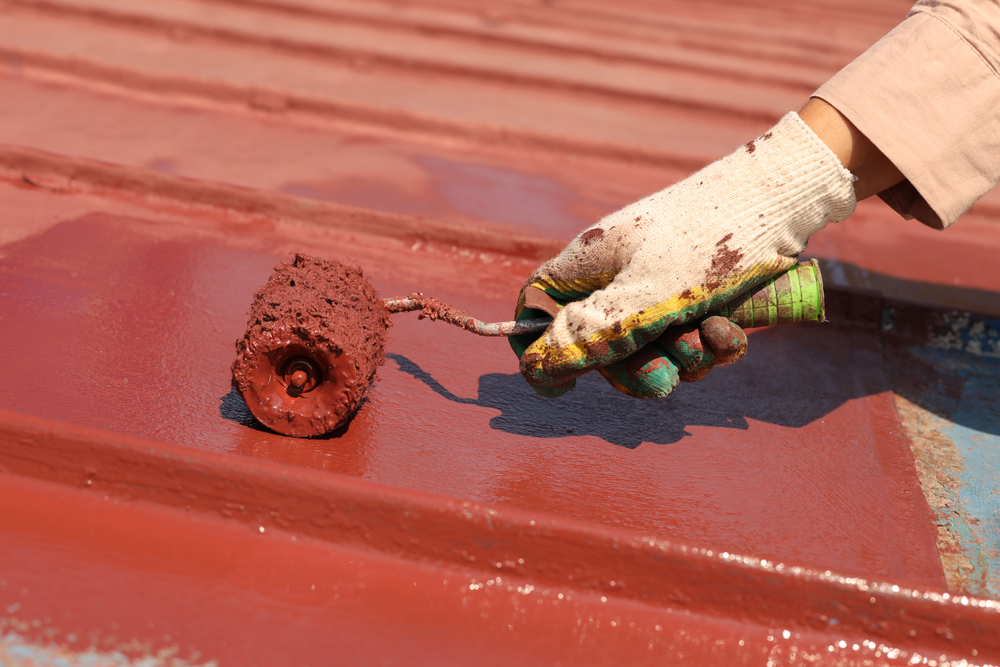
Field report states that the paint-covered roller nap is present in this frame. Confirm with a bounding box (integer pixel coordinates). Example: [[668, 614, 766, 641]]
[[231, 254, 391, 438]]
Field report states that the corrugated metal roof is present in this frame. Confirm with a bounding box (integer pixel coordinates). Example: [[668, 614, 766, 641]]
[[1, 0, 998, 664]]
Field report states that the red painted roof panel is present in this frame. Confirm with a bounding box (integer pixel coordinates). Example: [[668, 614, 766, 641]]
[[2, 0, 999, 663]]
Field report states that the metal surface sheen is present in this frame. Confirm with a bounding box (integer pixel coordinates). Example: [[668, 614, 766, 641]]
[[1, 0, 999, 664]]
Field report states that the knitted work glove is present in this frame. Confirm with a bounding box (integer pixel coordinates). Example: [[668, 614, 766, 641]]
[[510, 112, 856, 398]]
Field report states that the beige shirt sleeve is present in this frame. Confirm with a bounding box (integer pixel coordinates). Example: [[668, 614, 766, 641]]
[[814, 0, 1000, 229]]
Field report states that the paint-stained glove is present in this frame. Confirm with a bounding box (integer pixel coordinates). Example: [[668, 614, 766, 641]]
[[510, 112, 856, 398]]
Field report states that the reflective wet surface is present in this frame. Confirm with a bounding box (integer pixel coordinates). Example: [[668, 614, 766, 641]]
[[2, 0, 1000, 663], [0, 184, 949, 587]]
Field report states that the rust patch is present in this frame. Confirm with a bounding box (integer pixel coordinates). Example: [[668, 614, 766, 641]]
[[715, 233, 733, 247], [893, 394, 984, 595], [745, 140, 756, 154]]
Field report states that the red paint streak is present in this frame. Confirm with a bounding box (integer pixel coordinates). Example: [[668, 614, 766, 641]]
[[0, 144, 564, 262], [1, 76, 996, 287], [0, 75, 650, 241]]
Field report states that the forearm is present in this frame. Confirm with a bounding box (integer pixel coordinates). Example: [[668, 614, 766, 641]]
[[798, 97, 904, 202], [809, 2, 1000, 229]]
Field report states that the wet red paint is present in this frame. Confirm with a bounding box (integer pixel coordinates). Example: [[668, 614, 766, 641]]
[[0, 180, 947, 589], [0, 472, 781, 667], [807, 199, 1000, 295], [0, 412, 997, 665], [0, 48, 672, 241], [2, 0, 1000, 660]]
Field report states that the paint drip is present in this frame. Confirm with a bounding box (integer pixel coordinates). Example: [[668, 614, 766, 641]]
[[232, 253, 390, 437]]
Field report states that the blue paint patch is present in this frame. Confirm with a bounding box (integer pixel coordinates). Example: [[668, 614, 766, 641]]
[[927, 312, 1000, 360], [0, 630, 217, 666], [912, 346, 1000, 598]]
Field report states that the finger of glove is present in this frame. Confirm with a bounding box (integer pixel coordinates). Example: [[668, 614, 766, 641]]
[[700, 316, 748, 366], [657, 323, 716, 380], [597, 344, 681, 399], [517, 226, 623, 307], [509, 242, 614, 364]]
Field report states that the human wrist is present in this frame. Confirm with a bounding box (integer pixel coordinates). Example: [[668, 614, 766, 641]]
[[799, 97, 904, 201]]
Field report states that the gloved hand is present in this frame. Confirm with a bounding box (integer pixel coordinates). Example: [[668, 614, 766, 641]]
[[510, 112, 856, 398], [596, 314, 750, 396]]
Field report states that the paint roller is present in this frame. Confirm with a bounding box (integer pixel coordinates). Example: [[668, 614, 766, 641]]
[[231, 255, 825, 437]]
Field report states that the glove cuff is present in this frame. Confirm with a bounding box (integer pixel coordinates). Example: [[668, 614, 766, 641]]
[[754, 111, 858, 243]]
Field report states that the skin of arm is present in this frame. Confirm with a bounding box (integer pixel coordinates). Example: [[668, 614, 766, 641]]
[[799, 97, 904, 201]]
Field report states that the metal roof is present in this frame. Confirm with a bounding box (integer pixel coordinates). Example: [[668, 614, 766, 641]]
[[1, 0, 998, 664]]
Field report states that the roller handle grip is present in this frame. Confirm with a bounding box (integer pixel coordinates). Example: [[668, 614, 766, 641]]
[[714, 258, 825, 328]]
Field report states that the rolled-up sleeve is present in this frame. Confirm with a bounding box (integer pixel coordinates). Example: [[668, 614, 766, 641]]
[[814, 0, 1000, 229]]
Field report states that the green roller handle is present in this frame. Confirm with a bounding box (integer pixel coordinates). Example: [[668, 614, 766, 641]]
[[713, 258, 825, 328]]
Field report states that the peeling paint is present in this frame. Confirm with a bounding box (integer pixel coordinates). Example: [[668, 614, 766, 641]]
[[893, 347, 1000, 599], [927, 313, 1000, 359], [0, 632, 215, 667], [893, 394, 989, 595]]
